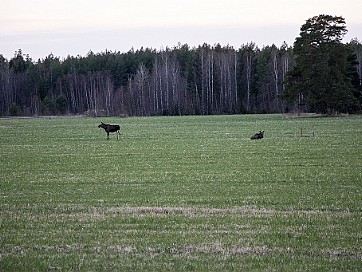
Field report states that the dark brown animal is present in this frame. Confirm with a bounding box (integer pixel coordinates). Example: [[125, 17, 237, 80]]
[[251, 130, 264, 140], [98, 122, 121, 140]]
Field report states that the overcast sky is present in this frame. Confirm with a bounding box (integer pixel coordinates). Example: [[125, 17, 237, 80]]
[[1, 0, 361, 60]]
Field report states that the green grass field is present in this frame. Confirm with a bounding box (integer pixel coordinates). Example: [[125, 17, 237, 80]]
[[1, 114, 361, 271]]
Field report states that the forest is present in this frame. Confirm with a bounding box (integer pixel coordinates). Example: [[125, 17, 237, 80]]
[[1, 39, 361, 116]]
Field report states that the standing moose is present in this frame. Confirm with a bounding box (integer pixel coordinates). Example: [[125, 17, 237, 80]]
[[98, 122, 121, 140], [250, 131, 264, 140]]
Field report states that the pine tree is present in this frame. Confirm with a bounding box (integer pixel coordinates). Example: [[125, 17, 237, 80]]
[[283, 15, 360, 114]]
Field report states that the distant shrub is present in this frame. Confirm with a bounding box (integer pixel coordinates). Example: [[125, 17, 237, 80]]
[[9, 102, 19, 116]]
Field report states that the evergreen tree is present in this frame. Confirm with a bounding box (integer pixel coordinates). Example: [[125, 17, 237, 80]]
[[283, 15, 360, 113]]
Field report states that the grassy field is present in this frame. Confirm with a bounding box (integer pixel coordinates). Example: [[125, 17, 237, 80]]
[[0, 114, 361, 271]]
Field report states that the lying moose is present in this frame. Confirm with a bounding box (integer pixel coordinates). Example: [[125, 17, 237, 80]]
[[98, 122, 121, 140], [251, 130, 264, 140]]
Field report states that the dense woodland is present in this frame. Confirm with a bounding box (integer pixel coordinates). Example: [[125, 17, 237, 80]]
[[1, 39, 361, 116]]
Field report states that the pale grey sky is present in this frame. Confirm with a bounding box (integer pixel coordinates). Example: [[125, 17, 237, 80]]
[[1, 0, 361, 60]]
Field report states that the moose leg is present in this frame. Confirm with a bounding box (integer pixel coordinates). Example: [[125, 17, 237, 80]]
[[107, 132, 110, 140]]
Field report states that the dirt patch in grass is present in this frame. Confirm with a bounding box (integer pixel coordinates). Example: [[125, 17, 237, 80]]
[[323, 249, 362, 260], [104, 206, 355, 216], [45, 205, 357, 222]]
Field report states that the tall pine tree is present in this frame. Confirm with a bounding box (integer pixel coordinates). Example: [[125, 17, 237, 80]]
[[283, 15, 360, 114]]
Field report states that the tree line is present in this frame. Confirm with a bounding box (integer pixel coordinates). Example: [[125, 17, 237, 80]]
[[1, 25, 361, 116]]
